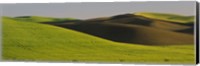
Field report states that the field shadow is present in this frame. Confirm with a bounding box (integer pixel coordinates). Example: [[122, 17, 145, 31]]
[[42, 14, 194, 45]]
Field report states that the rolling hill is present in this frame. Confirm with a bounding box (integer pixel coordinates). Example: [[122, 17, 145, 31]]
[[135, 12, 194, 23], [2, 16, 194, 64], [44, 13, 194, 45], [12, 16, 78, 22]]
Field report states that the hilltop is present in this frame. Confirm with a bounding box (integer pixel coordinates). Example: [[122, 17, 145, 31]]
[[135, 12, 194, 23], [12, 16, 79, 22]]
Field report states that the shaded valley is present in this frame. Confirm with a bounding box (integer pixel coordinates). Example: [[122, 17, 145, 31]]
[[42, 13, 194, 45]]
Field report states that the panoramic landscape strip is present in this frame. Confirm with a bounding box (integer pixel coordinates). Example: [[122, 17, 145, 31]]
[[2, 12, 195, 64]]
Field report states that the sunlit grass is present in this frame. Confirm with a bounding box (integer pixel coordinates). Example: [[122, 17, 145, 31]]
[[135, 12, 194, 23], [2, 17, 195, 64]]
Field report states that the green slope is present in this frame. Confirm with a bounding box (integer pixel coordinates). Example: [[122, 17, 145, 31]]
[[12, 16, 77, 22], [2, 17, 194, 64], [135, 12, 194, 23]]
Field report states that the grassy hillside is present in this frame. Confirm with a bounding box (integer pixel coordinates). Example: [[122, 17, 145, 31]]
[[53, 13, 194, 45], [12, 16, 77, 22], [135, 12, 194, 23], [2, 17, 194, 64], [54, 22, 193, 45]]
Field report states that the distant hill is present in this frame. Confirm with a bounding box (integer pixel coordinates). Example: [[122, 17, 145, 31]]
[[135, 12, 194, 23], [12, 16, 78, 22]]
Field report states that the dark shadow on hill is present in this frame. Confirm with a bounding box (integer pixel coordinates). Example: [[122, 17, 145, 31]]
[[42, 20, 82, 24], [175, 27, 194, 34], [42, 14, 194, 45], [15, 16, 32, 18]]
